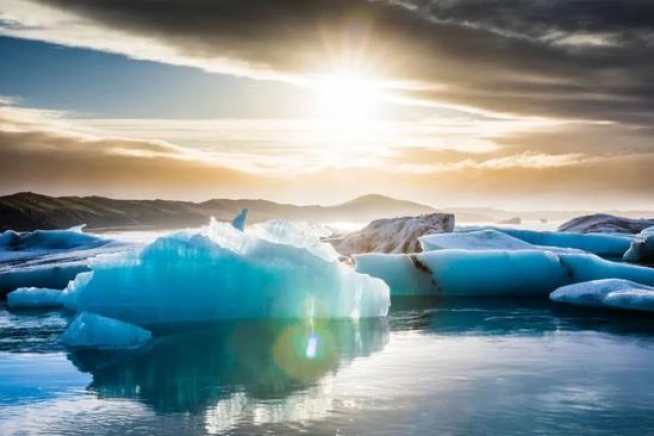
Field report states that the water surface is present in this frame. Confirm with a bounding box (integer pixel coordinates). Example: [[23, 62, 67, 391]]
[[2, 299, 654, 435]]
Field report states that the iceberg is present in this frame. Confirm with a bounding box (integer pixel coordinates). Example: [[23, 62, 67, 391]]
[[420, 229, 583, 255], [550, 279, 654, 313], [354, 249, 654, 297], [622, 226, 654, 264], [0, 262, 89, 296], [0, 226, 107, 252], [559, 253, 654, 284], [330, 213, 455, 255], [483, 228, 632, 259], [7, 287, 62, 308], [420, 229, 539, 252], [558, 214, 654, 234], [231, 208, 248, 231], [64, 219, 390, 325], [355, 249, 569, 297], [0, 227, 124, 295], [59, 311, 152, 349]]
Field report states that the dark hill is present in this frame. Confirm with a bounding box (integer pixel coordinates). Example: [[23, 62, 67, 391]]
[[0, 192, 438, 231]]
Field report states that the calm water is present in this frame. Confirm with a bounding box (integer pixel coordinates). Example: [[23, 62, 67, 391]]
[[2, 299, 654, 435]]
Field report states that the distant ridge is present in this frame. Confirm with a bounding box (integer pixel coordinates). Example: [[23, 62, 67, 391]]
[[0, 192, 438, 231], [1, 192, 652, 231]]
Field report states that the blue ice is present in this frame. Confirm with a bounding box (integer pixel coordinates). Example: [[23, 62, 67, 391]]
[[550, 279, 654, 313], [7, 287, 62, 308], [354, 249, 654, 297], [59, 311, 153, 349], [63, 219, 390, 325]]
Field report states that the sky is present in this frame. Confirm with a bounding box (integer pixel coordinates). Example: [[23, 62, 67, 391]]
[[0, 0, 653, 209]]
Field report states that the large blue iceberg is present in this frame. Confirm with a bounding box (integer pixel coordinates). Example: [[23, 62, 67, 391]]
[[354, 249, 654, 297], [355, 250, 569, 297], [62, 219, 390, 326]]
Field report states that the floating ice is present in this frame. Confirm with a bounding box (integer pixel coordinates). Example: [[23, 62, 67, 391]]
[[355, 248, 654, 297], [7, 287, 62, 308], [420, 229, 537, 252], [0, 262, 89, 296], [231, 209, 248, 231], [355, 249, 569, 297], [0, 226, 107, 252], [331, 213, 455, 255], [550, 279, 654, 313], [559, 253, 654, 284], [485, 228, 632, 258], [254, 219, 336, 262], [59, 311, 152, 349], [558, 214, 654, 234], [65, 219, 390, 325], [622, 226, 654, 264], [0, 227, 122, 295], [420, 229, 583, 255]]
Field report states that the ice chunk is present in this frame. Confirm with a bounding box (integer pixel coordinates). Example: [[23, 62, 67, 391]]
[[59, 271, 93, 311], [7, 287, 62, 308], [622, 226, 654, 264], [550, 279, 654, 313], [59, 312, 152, 349], [419, 229, 536, 251], [0, 262, 88, 296], [331, 213, 455, 255], [230, 209, 248, 231], [558, 214, 654, 234], [67, 220, 390, 325], [420, 229, 582, 255], [355, 249, 569, 297], [0, 228, 108, 251], [354, 248, 654, 297], [354, 254, 442, 297], [489, 228, 632, 258], [559, 253, 654, 285], [0, 227, 125, 295], [254, 219, 337, 262]]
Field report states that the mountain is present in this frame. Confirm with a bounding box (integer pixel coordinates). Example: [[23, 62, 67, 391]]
[[2, 192, 652, 231], [0, 192, 439, 231]]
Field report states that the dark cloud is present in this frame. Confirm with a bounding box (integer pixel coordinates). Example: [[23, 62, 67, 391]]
[[29, 0, 654, 124]]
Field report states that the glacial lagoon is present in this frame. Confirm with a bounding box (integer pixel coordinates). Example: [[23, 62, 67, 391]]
[[3, 298, 654, 435]]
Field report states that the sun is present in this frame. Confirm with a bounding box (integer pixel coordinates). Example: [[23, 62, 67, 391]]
[[313, 71, 382, 122]]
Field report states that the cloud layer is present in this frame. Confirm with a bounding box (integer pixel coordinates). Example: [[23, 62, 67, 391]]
[[2, 0, 654, 124], [0, 100, 652, 209]]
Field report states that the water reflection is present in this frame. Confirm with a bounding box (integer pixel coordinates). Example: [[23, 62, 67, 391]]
[[391, 297, 654, 338], [68, 319, 389, 416], [5, 300, 654, 435]]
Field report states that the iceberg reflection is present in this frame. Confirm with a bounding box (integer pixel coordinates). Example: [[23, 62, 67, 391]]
[[67, 318, 388, 421]]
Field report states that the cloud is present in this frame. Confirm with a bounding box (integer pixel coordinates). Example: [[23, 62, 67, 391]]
[[0, 100, 652, 208], [2, 0, 654, 125]]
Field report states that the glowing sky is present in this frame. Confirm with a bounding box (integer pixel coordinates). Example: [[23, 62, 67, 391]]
[[0, 0, 653, 209]]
